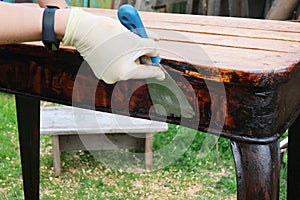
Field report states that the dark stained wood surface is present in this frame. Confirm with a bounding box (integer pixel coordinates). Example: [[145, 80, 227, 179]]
[[231, 139, 280, 199], [0, 8, 300, 142], [15, 95, 40, 200], [288, 114, 300, 199]]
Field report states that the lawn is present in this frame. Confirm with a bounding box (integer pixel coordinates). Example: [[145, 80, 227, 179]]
[[0, 92, 288, 199]]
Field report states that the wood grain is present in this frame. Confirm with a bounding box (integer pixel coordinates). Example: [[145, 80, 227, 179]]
[[85, 8, 300, 72], [0, 8, 299, 143]]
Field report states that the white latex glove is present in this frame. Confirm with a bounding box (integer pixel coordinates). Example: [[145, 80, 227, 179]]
[[62, 8, 165, 84]]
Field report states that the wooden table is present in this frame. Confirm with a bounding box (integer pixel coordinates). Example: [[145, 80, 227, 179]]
[[0, 7, 299, 200]]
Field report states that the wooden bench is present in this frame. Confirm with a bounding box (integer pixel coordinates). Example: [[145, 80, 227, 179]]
[[40, 106, 168, 176]]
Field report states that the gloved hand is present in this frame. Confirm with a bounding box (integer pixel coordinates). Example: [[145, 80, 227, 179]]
[[62, 8, 165, 84]]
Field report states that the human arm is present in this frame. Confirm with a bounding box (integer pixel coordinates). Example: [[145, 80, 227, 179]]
[[0, 2, 164, 83], [0, 2, 69, 44]]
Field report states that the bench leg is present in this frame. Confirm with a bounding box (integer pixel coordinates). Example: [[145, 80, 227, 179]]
[[287, 114, 300, 199], [145, 133, 153, 171], [231, 139, 280, 200], [15, 95, 40, 200], [52, 135, 61, 177]]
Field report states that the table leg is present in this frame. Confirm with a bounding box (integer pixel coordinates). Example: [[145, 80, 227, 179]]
[[231, 139, 280, 200], [287, 114, 300, 199], [15, 95, 40, 200]]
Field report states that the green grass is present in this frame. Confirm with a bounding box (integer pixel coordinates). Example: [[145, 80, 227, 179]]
[[0, 92, 288, 199]]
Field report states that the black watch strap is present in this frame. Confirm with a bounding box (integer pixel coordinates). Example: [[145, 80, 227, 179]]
[[42, 6, 60, 51]]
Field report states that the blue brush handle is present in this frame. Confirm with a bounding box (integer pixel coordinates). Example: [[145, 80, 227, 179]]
[[118, 4, 160, 66]]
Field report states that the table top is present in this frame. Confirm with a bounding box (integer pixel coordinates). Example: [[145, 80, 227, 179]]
[[15, 7, 300, 85], [87, 8, 300, 72], [0, 7, 299, 142]]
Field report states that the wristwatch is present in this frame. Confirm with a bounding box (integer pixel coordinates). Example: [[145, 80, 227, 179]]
[[42, 6, 60, 51]]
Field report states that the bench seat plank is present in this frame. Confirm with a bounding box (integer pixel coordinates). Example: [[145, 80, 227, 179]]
[[41, 106, 168, 135]]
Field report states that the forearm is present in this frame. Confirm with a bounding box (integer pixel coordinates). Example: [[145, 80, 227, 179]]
[[0, 2, 69, 44]]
